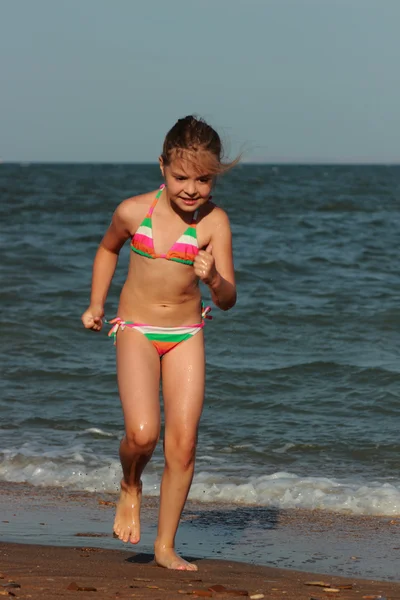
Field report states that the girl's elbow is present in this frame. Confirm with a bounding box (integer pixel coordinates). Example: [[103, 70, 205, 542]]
[[219, 291, 237, 311], [99, 241, 121, 257]]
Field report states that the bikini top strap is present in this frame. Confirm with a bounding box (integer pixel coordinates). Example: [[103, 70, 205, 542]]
[[148, 184, 165, 216]]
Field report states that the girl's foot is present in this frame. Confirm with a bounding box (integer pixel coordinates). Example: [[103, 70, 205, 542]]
[[113, 481, 142, 544], [154, 542, 198, 571]]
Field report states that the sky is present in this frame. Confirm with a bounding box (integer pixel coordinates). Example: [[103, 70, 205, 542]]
[[1, 0, 400, 163]]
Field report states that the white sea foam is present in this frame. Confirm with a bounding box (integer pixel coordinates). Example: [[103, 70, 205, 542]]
[[1, 449, 399, 516], [272, 442, 296, 454], [189, 471, 400, 516], [77, 428, 115, 438]]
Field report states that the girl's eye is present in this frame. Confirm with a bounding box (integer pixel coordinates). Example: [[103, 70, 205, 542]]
[[176, 176, 187, 181], [199, 178, 211, 183]]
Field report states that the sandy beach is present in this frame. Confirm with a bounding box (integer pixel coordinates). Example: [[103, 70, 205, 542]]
[[1, 541, 400, 600], [1, 482, 399, 599]]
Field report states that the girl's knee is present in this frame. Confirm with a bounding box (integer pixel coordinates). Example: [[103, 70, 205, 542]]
[[164, 436, 197, 470], [124, 427, 159, 453]]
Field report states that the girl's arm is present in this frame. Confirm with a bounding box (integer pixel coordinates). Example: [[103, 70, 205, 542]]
[[194, 210, 237, 311], [208, 266, 236, 311], [88, 245, 119, 311], [82, 201, 133, 330]]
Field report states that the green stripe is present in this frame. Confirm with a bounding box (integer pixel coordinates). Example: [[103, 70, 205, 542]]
[[182, 226, 197, 238], [141, 216, 152, 229], [131, 246, 155, 259], [145, 332, 193, 343], [169, 257, 194, 265]]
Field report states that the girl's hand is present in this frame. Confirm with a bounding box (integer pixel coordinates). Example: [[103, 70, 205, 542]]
[[194, 244, 218, 286], [81, 305, 104, 331]]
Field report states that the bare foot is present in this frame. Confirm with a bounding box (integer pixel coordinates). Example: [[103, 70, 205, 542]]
[[154, 542, 198, 571], [113, 481, 142, 544]]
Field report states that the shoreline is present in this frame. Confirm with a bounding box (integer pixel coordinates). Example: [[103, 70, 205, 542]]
[[1, 481, 399, 591], [1, 542, 399, 600]]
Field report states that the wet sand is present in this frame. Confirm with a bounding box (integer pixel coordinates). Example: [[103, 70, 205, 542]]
[[0, 482, 399, 599], [2, 542, 400, 600]]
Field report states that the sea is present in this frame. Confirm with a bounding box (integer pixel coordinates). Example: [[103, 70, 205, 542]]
[[1, 163, 400, 520]]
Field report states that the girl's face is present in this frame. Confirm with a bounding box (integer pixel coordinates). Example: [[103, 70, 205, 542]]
[[160, 154, 214, 213]]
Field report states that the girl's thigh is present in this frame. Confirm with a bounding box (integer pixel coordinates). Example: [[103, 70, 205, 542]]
[[116, 328, 161, 435], [161, 331, 205, 439]]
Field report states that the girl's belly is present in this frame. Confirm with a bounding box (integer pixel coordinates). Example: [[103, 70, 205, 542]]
[[117, 279, 203, 327]]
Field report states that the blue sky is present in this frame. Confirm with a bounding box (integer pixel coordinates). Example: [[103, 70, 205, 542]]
[[1, 0, 400, 163]]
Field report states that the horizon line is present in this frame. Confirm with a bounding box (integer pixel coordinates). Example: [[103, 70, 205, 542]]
[[1, 160, 400, 166]]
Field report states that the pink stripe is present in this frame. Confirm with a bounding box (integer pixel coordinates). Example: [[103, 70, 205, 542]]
[[168, 242, 198, 255], [133, 233, 153, 247]]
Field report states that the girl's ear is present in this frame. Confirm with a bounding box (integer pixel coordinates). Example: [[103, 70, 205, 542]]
[[159, 156, 165, 177]]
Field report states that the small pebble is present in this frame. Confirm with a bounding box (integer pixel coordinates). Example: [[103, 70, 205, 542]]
[[337, 585, 353, 589], [67, 582, 79, 591], [209, 584, 226, 592]]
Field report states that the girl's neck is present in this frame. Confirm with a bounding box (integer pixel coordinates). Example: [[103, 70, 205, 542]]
[[161, 186, 194, 223]]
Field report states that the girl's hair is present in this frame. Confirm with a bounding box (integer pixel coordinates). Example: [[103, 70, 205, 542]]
[[161, 115, 239, 175]]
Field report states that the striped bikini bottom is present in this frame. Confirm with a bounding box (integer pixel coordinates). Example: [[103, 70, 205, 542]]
[[106, 306, 211, 358]]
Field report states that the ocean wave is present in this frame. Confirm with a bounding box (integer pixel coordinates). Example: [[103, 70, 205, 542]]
[[77, 428, 116, 438], [1, 450, 399, 516], [189, 471, 400, 516]]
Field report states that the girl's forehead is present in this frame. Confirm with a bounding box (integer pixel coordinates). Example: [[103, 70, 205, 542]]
[[169, 160, 202, 176], [168, 152, 215, 177]]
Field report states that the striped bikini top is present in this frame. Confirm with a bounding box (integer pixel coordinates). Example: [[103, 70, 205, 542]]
[[130, 185, 199, 266]]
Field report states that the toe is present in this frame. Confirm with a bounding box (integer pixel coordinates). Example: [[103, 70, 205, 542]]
[[129, 532, 139, 544], [122, 529, 130, 543], [171, 559, 197, 571]]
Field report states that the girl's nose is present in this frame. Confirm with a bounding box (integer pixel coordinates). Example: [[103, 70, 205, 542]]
[[184, 180, 196, 196]]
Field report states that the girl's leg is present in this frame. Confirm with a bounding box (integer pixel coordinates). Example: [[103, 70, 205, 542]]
[[155, 331, 205, 570], [114, 328, 161, 544]]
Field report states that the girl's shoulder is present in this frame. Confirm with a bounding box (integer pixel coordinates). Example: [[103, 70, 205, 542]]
[[199, 201, 231, 230], [114, 189, 157, 224], [197, 202, 232, 251], [118, 189, 156, 213]]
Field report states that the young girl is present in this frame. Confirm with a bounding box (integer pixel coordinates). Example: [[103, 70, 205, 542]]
[[82, 116, 237, 571]]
